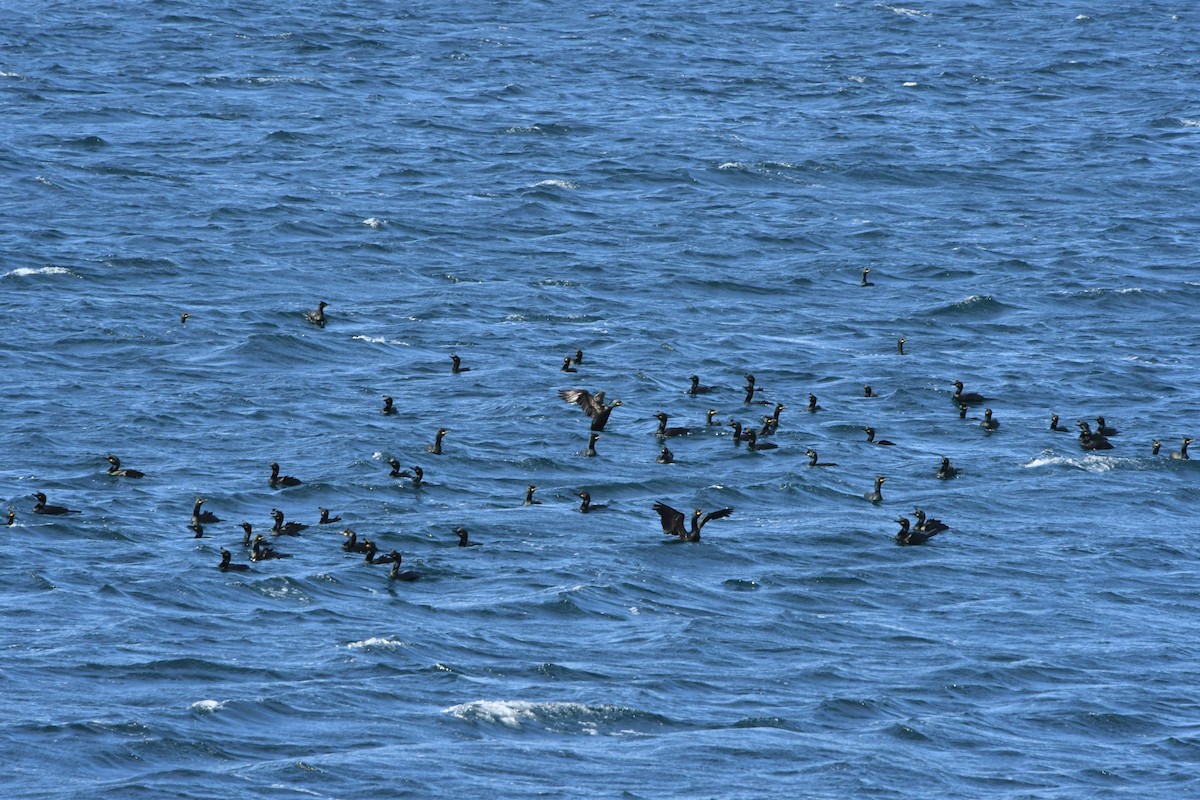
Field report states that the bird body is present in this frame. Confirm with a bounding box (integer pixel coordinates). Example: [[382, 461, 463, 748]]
[[219, 548, 250, 572], [106, 455, 145, 478], [805, 449, 837, 467], [864, 427, 895, 446], [32, 492, 80, 515], [864, 476, 887, 503], [652, 502, 733, 542], [1170, 437, 1192, 460], [895, 517, 940, 546], [269, 462, 302, 488], [270, 509, 307, 536], [306, 300, 328, 327]]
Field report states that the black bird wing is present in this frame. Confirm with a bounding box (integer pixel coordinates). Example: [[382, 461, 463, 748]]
[[652, 502, 687, 537], [559, 388, 602, 417], [698, 507, 734, 530]]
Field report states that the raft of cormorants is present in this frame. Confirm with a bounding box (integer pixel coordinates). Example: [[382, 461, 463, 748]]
[[7, 292, 1195, 586]]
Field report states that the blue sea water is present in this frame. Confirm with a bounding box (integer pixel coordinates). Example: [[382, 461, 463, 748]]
[[3, 1, 1200, 797]]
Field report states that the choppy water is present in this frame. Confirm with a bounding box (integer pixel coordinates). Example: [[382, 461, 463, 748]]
[[3, 2, 1200, 797]]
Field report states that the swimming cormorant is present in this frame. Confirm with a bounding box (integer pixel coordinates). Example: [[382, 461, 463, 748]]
[[180, 312, 190, 324], [31, 492, 80, 515], [561, 356, 576, 373], [864, 476, 887, 503], [1152, 440, 1162, 455], [191, 497, 220, 526], [305, 300, 328, 327], [388, 553, 421, 581], [1095, 417, 1119, 436], [952, 380, 987, 406], [583, 432, 600, 457], [728, 420, 745, 445], [913, 508, 949, 534], [427, 428, 449, 454], [5, 509, 13, 526], [744, 430, 777, 451], [398, 465, 424, 487], [363, 540, 399, 564], [523, 485, 541, 505], [652, 502, 733, 542], [1050, 414, 1069, 432], [894, 516, 940, 546], [388, 457, 404, 478], [573, 349, 584, 365], [958, 404, 968, 419], [219, 548, 250, 572], [1077, 420, 1113, 451], [559, 389, 621, 431], [456, 526, 481, 547], [1170, 437, 1192, 460], [318, 507, 341, 525], [864, 385, 873, 398], [706, 409, 719, 426], [578, 491, 607, 513], [657, 446, 674, 464], [106, 455, 144, 478], [269, 462, 301, 488], [936, 457, 958, 480], [342, 529, 371, 554], [270, 509, 308, 536], [382, 396, 396, 415], [688, 375, 713, 395], [762, 403, 785, 434], [251, 535, 290, 561], [861, 268, 874, 287], [655, 412, 690, 438], [805, 449, 837, 467], [450, 354, 469, 374], [240, 522, 254, 547], [980, 408, 1000, 431], [863, 427, 895, 446], [807, 394, 821, 413], [897, 337, 906, 355]]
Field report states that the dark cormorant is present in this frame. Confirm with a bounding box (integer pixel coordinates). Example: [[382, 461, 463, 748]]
[[958, 403, 968, 419], [863, 427, 896, 446], [382, 396, 396, 415], [561, 356, 576, 373], [271, 509, 308, 536], [688, 375, 713, 395], [450, 354, 469, 374], [342, 529, 371, 553], [251, 535, 290, 560], [913, 508, 949, 534], [1095, 417, 1119, 436], [240, 522, 254, 547], [864, 476, 887, 503], [897, 337, 906, 355], [762, 403, 785, 434], [32, 492, 80, 515], [706, 409, 719, 426], [807, 394, 821, 413], [191, 523, 204, 538], [399, 465, 424, 487], [936, 457, 958, 480], [219, 548, 250, 572], [1170, 437, 1192, 460], [180, 312, 190, 324], [861, 268, 874, 287], [583, 432, 600, 457], [456, 526, 481, 547], [389, 553, 421, 581], [427, 428, 449, 454], [952, 380, 987, 406], [981, 408, 1000, 431], [655, 412, 690, 438], [559, 389, 621, 431], [578, 491, 607, 513], [523, 485, 541, 505], [269, 462, 301, 488], [318, 507, 341, 525], [1077, 421, 1113, 451], [106, 455, 145, 478], [1152, 440, 1161, 455], [657, 446, 674, 464], [864, 385, 873, 398], [5, 509, 13, 526], [573, 349, 584, 365], [388, 457, 404, 477], [805, 449, 837, 467], [744, 430, 777, 451], [895, 517, 940, 546], [305, 300, 328, 327], [363, 541, 399, 564], [728, 420, 745, 445], [652, 502, 733, 542], [1050, 414, 1069, 432], [191, 497, 220, 526]]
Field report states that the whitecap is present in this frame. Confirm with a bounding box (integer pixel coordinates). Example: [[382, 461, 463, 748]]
[[1181, 119, 1200, 128], [444, 700, 588, 728], [884, 5, 930, 17], [362, 217, 386, 228], [902, 81, 919, 87], [717, 162, 747, 170], [346, 636, 405, 649], [1023, 453, 1118, 473], [4, 266, 73, 278], [190, 699, 224, 713], [533, 179, 577, 190]]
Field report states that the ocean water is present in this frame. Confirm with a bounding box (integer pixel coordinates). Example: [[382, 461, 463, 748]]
[[3, 1, 1200, 797]]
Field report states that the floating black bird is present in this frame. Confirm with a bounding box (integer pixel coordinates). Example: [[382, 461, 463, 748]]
[[271, 509, 308, 536], [388, 457, 404, 478], [806, 394, 821, 413], [398, 465, 424, 487], [5, 509, 14, 526], [652, 502, 734, 542], [269, 462, 301, 488], [32, 492, 80, 515], [1050, 414, 1069, 432], [863, 427, 896, 446], [1152, 439, 1162, 455], [1077, 420, 1113, 451], [251, 534, 290, 561], [240, 522, 255, 547], [523, 485, 541, 505], [894, 516, 940, 546], [456, 526, 481, 547], [572, 349, 584, 365], [897, 337, 907, 355], [427, 428, 449, 455], [318, 507, 341, 525], [363, 540, 399, 565], [805, 449, 837, 467], [382, 396, 396, 415], [219, 548, 250, 572], [728, 420, 745, 445], [342, 529, 371, 554], [744, 430, 777, 451], [578, 491, 607, 513], [936, 457, 959, 480], [705, 409, 719, 426], [388, 553, 421, 581], [305, 300, 328, 327], [561, 356, 576, 373], [180, 312, 190, 324], [558, 389, 621, 431], [191, 497, 220, 526], [657, 446, 674, 464], [864, 476, 887, 503], [861, 267, 874, 287], [688, 375, 713, 395], [1170, 437, 1193, 460], [106, 455, 144, 478], [980, 408, 1000, 431], [655, 412, 690, 438], [1095, 416, 1119, 436], [952, 380, 987, 406], [582, 432, 600, 457], [450, 354, 470, 374], [913, 508, 949, 534], [762, 403, 785, 434], [864, 385, 873, 398]]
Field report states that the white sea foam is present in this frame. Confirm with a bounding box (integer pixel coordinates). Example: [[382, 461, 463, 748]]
[[444, 700, 589, 728], [362, 217, 386, 228], [1024, 453, 1118, 473], [190, 699, 224, 713], [346, 636, 405, 649], [534, 179, 577, 190], [4, 266, 72, 278]]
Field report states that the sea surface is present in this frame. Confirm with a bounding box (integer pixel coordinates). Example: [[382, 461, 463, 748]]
[[3, 1, 1200, 797]]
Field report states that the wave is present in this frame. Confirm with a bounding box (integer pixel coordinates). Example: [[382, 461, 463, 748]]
[[442, 699, 677, 735], [3, 266, 74, 279]]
